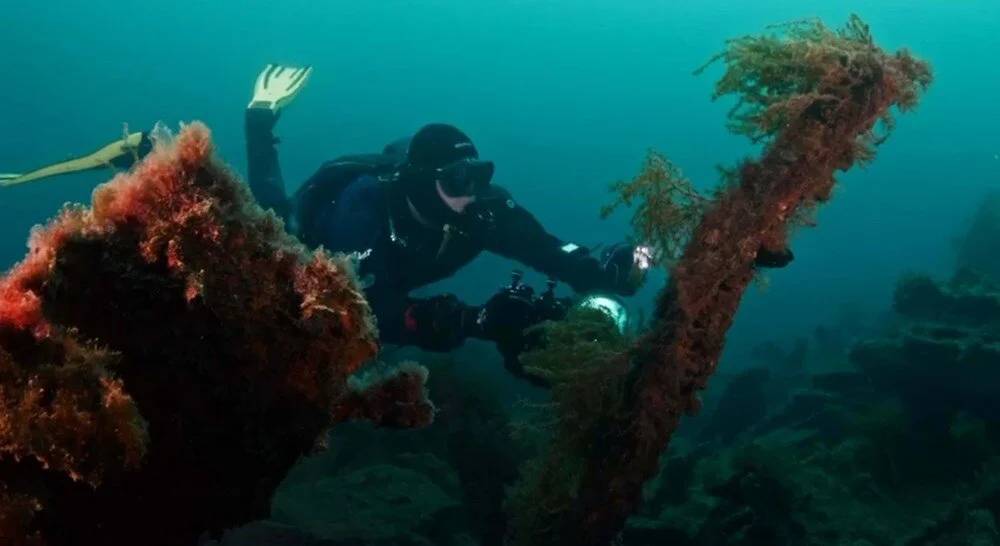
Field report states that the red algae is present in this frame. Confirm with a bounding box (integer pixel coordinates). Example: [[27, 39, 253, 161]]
[[0, 207, 94, 335]]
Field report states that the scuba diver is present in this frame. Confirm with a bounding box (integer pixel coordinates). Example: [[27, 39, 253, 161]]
[[2, 64, 790, 381]]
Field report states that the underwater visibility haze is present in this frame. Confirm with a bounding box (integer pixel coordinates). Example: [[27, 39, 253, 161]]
[[0, 1, 999, 545]]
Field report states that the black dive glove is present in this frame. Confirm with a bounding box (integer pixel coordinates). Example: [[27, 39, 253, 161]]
[[601, 243, 653, 296], [401, 294, 482, 352], [754, 246, 795, 268], [400, 276, 569, 356]]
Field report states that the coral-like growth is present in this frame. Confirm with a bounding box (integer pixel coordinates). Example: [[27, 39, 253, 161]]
[[0, 123, 431, 545], [335, 361, 436, 428], [512, 16, 931, 546], [601, 151, 707, 263]]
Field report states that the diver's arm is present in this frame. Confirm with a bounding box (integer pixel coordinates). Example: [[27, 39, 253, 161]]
[[1, 131, 150, 188], [393, 283, 565, 386], [484, 200, 644, 296]]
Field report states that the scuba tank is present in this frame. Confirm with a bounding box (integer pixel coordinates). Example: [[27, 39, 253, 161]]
[[290, 138, 410, 247]]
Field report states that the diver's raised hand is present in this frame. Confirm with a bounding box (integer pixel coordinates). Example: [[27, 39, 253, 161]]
[[247, 64, 313, 112]]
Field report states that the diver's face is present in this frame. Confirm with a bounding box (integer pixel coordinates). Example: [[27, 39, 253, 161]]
[[433, 158, 495, 213], [436, 181, 476, 213]]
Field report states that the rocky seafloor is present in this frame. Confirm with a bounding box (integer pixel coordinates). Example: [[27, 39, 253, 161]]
[[213, 195, 1000, 546]]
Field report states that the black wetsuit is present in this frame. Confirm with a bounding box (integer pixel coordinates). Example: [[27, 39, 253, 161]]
[[244, 110, 632, 351]]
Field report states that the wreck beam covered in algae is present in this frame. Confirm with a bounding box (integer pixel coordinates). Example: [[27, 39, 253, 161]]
[[513, 16, 931, 546]]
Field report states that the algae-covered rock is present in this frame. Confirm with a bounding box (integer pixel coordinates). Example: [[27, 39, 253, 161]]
[[0, 124, 432, 546]]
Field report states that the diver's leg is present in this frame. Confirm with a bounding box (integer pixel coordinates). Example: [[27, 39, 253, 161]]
[[243, 64, 313, 223], [1, 131, 149, 187], [245, 108, 290, 220]]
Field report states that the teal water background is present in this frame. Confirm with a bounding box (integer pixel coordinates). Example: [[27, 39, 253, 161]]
[[1, 1, 997, 364]]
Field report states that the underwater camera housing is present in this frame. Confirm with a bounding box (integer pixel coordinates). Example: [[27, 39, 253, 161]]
[[487, 270, 629, 386], [490, 270, 629, 336]]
